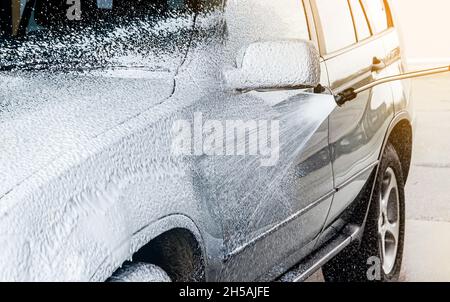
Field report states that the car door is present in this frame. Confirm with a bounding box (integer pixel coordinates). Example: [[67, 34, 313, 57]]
[[311, 0, 395, 228], [185, 0, 335, 281], [374, 1, 412, 117]]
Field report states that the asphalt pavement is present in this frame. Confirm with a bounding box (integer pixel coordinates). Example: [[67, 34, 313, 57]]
[[306, 73, 450, 282]]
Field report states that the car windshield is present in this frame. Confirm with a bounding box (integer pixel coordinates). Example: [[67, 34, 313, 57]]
[[0, 0, 219, 72]]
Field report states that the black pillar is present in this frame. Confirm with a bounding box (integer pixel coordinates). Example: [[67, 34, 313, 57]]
[[0, 0, 12, 37]]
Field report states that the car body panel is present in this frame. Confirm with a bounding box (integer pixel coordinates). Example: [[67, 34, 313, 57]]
[[182, 3, 336, 281], [0, 72, 175, 198], [323, 31, 396, 227], [382, 29, 414, 120], [0, 74, 214, 280], [0, 73, 335, 282]]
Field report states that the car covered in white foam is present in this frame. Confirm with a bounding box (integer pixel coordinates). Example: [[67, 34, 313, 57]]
[[0, 0, 413, 282]]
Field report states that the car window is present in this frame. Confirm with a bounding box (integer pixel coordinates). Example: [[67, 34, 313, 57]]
[[361, 0, 390, 34], [0, 0, 221, 71], [31, 0, 214, 32], [349, 0, 371, 41], [314, 0, 356, 54], [226, 0, 310, 48], [265, 0, 310, 40]]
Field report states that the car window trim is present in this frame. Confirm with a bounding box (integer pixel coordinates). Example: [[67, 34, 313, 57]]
[[360, 0, 393, 35], [348, 0, 374, 42], [310, 0, 359, 56], [303, 0, 320, 50], [312, 0, 394, 58], [321, 27, 395, 61], [384, 0, 395, 27], [346, 0, 359, 43], [301, 0, 313, 41], [359, 0, 374, 36]]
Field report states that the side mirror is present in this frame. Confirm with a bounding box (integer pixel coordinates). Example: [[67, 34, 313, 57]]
[[224, 40, 321, 92]]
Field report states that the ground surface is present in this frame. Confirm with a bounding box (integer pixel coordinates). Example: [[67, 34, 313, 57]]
[[306, 74, 450, 282]]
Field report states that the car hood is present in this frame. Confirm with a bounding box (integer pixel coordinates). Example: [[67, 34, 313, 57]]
[[0, 70, 175, 198]]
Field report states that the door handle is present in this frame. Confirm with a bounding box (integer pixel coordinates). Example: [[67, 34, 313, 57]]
[[372, 57, 386, 72]]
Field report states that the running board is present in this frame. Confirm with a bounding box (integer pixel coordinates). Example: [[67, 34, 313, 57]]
[[277, 225, 361, 282]]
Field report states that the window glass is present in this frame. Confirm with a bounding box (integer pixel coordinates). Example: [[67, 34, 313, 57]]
[[226, 0, 310, 47], [315, 0, 356, 53], [0, 0, 222, 71], [349, 0, 371, 41], [263, 0, 310, 40], [362, 0, 389, 34]]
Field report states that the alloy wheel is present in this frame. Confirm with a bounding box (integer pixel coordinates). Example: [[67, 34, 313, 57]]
[[377, 167, 400, 275]]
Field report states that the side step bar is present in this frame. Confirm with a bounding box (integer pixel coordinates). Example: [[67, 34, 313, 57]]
[[277, 225, 361, 282]]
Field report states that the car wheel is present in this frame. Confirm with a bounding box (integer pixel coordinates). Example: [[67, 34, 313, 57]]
[[322, 142, 405, 282], [108, 262, 171, 282]]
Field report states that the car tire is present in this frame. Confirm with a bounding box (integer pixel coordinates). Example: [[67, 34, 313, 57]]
[[322, 142, 405, 282], [108, 262, 171, 282]]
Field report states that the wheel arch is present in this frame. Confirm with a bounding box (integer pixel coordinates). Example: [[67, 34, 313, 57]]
[[380, 112, 413, 181], [92, 214, 210, 282], [128, 214, 207, 282], [131, 226, 206, 282], [356, 112, 412, 240]]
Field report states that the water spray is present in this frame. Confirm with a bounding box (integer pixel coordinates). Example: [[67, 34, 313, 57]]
[[334, 65, 450, 106]]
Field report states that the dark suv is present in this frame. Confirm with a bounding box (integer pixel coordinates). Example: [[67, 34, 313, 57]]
[[0, 0, 413, 282]]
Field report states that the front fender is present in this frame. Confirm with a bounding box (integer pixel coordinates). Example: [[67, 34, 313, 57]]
[[0, 98, 224, 281], [89, 214, 208, 282]]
